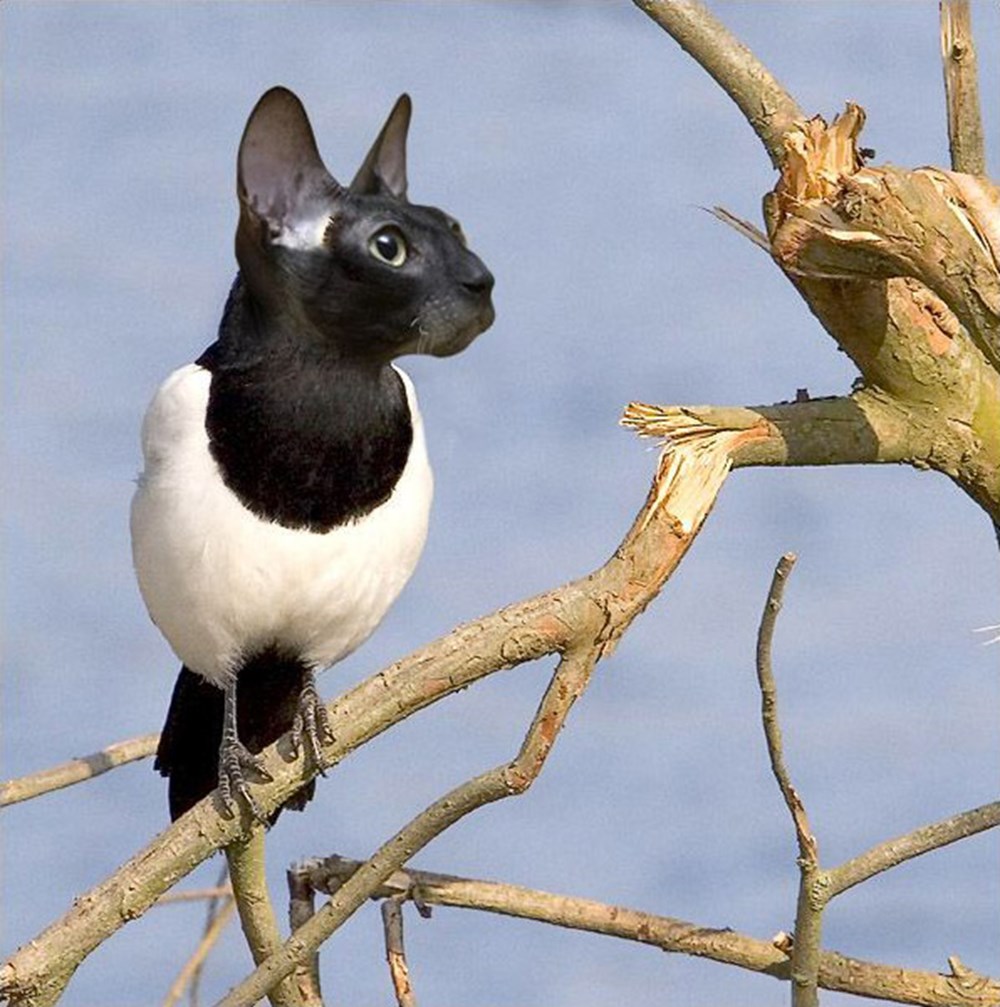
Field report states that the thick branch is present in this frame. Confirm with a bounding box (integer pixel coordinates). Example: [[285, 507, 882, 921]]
[[1, 429, 734, 1006], [295, 857, 1000, 1007], [940, 0, 985, 176], [0, 733, 159, 807], [623, 387, 1000, 526], [224, 829, 301, 1006], [632, 0, 803, 168], [770, 161, 1000, 371], [635, 2, 1000, 526]]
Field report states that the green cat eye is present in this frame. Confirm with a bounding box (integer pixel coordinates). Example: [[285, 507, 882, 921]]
[[368, 227, 408, 267]]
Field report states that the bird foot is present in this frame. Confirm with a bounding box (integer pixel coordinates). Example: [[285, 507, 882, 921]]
[[218, 737, 273, 823], [290, 673, 334, 776]]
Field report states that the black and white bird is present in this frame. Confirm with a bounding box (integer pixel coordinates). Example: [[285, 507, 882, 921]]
[[131, 87, 494, 821]]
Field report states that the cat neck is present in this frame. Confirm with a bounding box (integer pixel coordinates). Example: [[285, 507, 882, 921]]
[[197, 275, 414, 532]]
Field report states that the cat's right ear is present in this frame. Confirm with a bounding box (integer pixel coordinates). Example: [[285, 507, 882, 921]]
[[350, 94, 411, 200], [237, 87, 340, 249]]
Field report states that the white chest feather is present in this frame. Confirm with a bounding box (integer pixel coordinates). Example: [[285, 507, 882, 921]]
[[130, 363, 433, 687]]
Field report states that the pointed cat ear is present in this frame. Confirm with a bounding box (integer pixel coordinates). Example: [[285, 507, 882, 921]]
[[349, 94, 411, 200], [237, 87, 341, 248]]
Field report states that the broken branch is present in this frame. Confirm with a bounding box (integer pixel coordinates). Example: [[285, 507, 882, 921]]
[[940, 0, 986, 176]]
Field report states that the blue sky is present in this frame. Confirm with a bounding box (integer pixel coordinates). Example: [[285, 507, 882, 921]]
[[4, 3, 998, 1004]]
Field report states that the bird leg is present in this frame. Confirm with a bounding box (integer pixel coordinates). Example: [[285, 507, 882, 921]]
[[219, 676, 272, 823], [290, 667, 333, 776]]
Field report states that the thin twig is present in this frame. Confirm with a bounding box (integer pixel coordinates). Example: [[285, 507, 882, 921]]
[[189, 863, 232, 1007], [755, 553, 815, 865], [632, 0, 804, 168], [297, 856, 1000, 1007], [827, 800, 1000, 899], [755, 553, 821, 1007], [160, 897, 236, 1007], [382, 897, 416, 1007], [156, 886, 233, 906], [705, 205, 771, 252], [940, 0, 985, 175], [0, 733, 159, 807]]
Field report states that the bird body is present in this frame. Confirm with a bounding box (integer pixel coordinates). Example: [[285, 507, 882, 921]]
[[131, 86, 494, 820], [131, 360, 432, 689]]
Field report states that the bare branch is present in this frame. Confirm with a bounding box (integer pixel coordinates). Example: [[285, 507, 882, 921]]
[[286, 869, 323, 1006], [623, 383, 1000, 527], [160, 897, 236, 1007], [755, 554, 815, 865], [224, 828, 301, 1006], [382, 897, 416, 1007], [632, 0, 803, 168], [827, 800, 1000, 900], [297, 856, 1000, 1007], [216, 643, 603, 1006], [754, 554, 821, 1007], [940, 0, 986, 176], [0, 733, 159, 807], [625, 393, 914, 468], [155, 886, 233, 906], [2, 427, 731, 1006]]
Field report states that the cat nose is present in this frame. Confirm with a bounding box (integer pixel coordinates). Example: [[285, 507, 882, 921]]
[[462, 265, 494, 298]]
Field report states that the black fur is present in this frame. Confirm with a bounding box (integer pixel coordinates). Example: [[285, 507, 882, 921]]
[[197, 278, 413, 531]]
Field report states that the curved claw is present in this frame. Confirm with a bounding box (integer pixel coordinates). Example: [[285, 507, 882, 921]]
[[290, 671, 334, 777], [218, 737, 272, 823]]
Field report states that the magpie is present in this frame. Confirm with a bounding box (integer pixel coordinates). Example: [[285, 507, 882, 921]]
[[131, 87, 495, 821]]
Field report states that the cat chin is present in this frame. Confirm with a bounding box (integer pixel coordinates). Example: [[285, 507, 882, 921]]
[[409, 303, 494, 358]]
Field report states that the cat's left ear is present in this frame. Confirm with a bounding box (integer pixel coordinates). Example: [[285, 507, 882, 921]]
[[350, 94, 411, 200]]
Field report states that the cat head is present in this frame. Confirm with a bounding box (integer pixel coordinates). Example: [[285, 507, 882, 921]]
[[234, 86, 494, 362]]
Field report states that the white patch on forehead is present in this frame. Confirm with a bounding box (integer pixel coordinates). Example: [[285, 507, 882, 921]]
[[272, 213, 329, 250]]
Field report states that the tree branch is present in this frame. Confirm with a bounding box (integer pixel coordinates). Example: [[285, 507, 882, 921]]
[[293, 857, 1000, 1007], [755, 553, 821, 1007], [632, 4, 1000, 528], [770, 157, 1000, 372], [755, 553, 815, 864], [0, 733, 159, 807], [160, 897, 236, 1007], [624, 377, 1000, 526], [381, 897, 416, 1007], [940, 0, 985, 176], [631, 0, 803, 168], [1, 426, 736, 1006], [827, 800, 1000, 900], [216, 642, 603, 1006], [224, 828, 301, 1006], [286, 869, 323, 1007]]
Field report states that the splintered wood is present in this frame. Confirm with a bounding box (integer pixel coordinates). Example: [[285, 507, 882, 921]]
[[774, 102, 867, 210], [763, 101, 1000, 370], [621, 404, 751, 532]]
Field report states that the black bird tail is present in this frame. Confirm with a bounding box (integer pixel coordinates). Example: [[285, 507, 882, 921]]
[[154, 652, 316, 821]]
